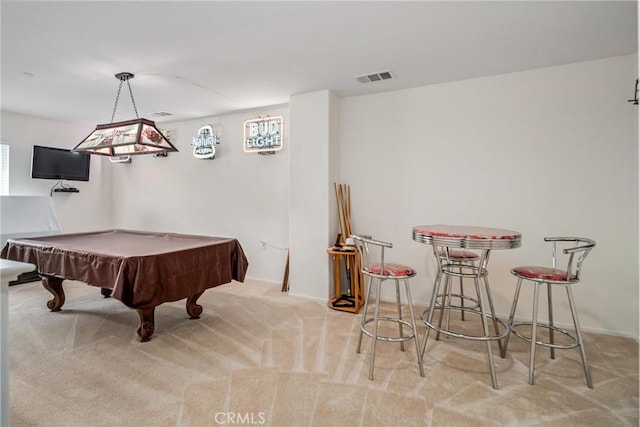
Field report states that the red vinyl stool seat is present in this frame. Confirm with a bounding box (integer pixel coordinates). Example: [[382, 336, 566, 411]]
[[366, 263, 415, 277], [511, 266, 577, 282]]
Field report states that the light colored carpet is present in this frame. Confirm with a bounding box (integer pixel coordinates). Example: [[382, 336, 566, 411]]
[[8, 278, 639, 426]]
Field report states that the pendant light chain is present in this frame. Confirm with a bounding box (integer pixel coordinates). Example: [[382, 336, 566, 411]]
[[126, 78, 140, 119], [110, 79, 124, 123], [109, 73, 140, 122]]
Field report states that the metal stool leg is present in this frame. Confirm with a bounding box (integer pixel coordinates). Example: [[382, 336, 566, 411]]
[[356, 275, 374, 354], [369, 277, 383, 380], [501, 277, 523, 358], [395, 279, 405, 351], [421, 269, 443, 357], [435, 272, 451, 341], [474, 275, 499, 389], [444, 271, 455, 337], [483, 274, 504, 356], [404, 279, 425, 377], [547, 283, 555, 360], [458, 262, 466, 321], [529, 282, 541, 385], [566, 287, 593, 388]]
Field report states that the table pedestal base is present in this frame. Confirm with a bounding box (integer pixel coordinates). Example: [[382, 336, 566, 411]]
[[421, 258, 508, 389]]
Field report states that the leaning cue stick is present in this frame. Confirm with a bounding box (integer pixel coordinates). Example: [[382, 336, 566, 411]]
[[339, 184, 344, 233], [281, 249, 290, 292], [342, 184, 353, 296], [341, 184, 348, 240], [345, 185, 351, 237], [334, 183, 345, 243]]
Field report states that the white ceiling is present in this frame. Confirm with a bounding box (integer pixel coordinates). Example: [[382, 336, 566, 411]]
[[1, 1, 637, 126]]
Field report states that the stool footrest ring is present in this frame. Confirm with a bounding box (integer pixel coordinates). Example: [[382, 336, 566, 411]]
[[361, 317, 418, 343], [511, 321, 580, 350], [435, 293, 480, 310], [420, 307, 509, 341], [442, 264, 488, 278]]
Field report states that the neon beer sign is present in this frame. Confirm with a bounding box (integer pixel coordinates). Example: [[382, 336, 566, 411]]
[[243, 116, 283, 154], [192, 125, 219, 159]]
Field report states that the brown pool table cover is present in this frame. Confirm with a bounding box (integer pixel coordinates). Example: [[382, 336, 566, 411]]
[[0, 229, 248, 309]]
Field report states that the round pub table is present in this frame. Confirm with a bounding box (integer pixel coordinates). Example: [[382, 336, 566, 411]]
[[412, 224, 521, 389]]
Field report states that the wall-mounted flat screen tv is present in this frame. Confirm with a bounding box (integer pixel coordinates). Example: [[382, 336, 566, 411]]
[[31, 145, 91, 181]]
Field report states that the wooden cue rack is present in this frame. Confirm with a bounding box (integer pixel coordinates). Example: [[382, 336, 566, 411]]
[[327, 183, 364, 313], [327, 248, 364, 313]]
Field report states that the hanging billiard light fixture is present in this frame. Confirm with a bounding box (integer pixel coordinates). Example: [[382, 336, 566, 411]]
[[73, 72, 178, 156]]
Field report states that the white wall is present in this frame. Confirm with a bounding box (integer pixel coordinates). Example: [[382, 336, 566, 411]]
[[0, 111, 112, 232], [339, 54, 638, 339], [2, 55, 637, 339], [110, 106, 290, 283], [288, 91, 338, 300]]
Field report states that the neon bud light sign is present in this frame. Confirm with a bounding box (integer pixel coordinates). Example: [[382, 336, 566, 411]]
[[243, 116, 283, 154]]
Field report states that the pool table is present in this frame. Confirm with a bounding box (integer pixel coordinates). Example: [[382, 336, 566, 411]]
[[0, 229, 248, 341]]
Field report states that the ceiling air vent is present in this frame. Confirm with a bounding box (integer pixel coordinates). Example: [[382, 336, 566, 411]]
[[149, 111, 173, 117], [356, 70, 393, 84]]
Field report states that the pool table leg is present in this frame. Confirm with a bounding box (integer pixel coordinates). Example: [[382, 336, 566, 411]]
[[40, 275, 65, 311], [136, 307, 155, 342], [186, 291, 205, 319]]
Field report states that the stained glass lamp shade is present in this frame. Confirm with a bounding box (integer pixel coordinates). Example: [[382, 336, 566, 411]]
[[74, 118, 177, 156]]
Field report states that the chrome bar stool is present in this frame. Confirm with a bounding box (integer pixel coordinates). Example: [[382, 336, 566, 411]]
[[351, 234, 424, 380], [501, 237, 596, 388]]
